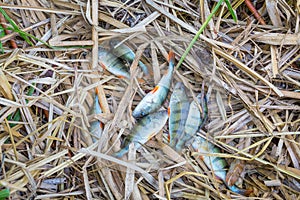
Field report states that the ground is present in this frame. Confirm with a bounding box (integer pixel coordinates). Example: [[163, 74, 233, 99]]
[[0, 0, 299, 199]]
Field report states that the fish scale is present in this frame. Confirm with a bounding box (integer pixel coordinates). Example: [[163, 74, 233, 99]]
[[175, 93, 207, 152], [109, 39, 149, 75], [113, 110, 169, 158], [89, 88, 103, 142], [168, 82, 190, 148], [132, 51, 175, 118], [178, 93, 251, 195], [98, 46, 130, 79], [192, 136, 251, 195]]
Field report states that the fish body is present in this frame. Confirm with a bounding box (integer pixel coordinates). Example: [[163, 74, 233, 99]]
[[175, 93, 207, 151], [113, 110, 169, 157], [89, 88, 103, 142], [98, 46, 130, 79], [132, 51, 175, 118], [109, 39, 149, 75], [192, 136, 251, 195], [226, 160, 245, 187], [168, 82, 190, 147]]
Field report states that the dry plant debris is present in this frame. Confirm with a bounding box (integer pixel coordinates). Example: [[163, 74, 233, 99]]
[[0, 0, 300, 199]]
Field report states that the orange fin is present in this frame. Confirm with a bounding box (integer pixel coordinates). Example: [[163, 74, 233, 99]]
[[100, 62, 107, 69], [168, 51, 175, 63], [167, 107, 170, 116], [100, 122, 104, 129], [244, 189, 254, 196], [137, 78, 145, 84], [95, 87, 99, 95], [117, 75, 125, 79], [151, 85, 160, 94]]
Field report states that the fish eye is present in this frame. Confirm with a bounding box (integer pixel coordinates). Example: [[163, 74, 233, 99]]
[[110, 40, 117, 47]]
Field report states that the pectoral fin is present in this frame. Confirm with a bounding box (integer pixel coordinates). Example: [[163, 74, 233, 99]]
[[151, 85, 160, 94]]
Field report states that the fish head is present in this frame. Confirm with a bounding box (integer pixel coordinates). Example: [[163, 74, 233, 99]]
[[132, 109, 146, 118], [174, 82, 185, 90], [173, 82, 187, 96], [109, 39, 120, 49], [170, 82, 188, 103], [98, 46, 109, 58]]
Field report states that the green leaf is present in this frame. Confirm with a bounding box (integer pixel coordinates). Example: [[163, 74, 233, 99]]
[[0, 188, 9, 199], [0, 7, 33, 46], [224, 0, 237, 22], [0, 24, 5, 54], [7, 84, 36, 127], [176, 0, 224, 70]]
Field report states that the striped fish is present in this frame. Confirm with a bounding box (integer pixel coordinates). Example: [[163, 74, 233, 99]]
[[113, 110, 169, 158], [98, 46, 130, 79], [89, 88, 103, 142], [132, 51, 175, 118], [168, 82, 190, 148], [109, 39, 149, 75], [175, 93, 208, 152], [192, 136, 252, 195]]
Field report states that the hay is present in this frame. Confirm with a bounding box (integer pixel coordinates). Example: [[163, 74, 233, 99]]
[[0, 0, 299, 199]]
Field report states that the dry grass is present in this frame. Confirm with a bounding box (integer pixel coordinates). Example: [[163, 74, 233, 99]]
[[0, 0, 300, 199]]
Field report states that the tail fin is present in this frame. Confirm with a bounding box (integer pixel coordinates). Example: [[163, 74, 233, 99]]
[[175, 141, 184, 153], [227, 184, 253, 196], [112, 148, 128, 158], [168, 51, 175, 64]]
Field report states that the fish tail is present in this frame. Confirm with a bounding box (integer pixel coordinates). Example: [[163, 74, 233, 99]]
[[227, 184, 253, 196], [174, 141, 185, 153], [168, 51, 175, 68], [95, 87, 99, 95], [113, 148, 128, 158], [138, 61, 149, 75]]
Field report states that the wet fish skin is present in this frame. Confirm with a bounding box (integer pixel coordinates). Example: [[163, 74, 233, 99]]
[[192, 136, 252, 195], [168, 82, 190, 147], [98, 46, 130, 79], [109, 39, 149, 75], [132, 51, 175, 118], [113, 110, 169, 158], [175, 93, 207, 152], [89, 88, 103, 142]]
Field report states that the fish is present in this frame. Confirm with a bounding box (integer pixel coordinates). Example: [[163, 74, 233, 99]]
[[113, 110, 169, 158], [175, 93, 208, 152], [109, 39, 149, 75], [168, 82, 190, 148], [132, 51, 175, 118], [98, 46, 130, 79], [89, 88, 103, 142], [192, 136, 252, 195], [226, 159, 245, 187]]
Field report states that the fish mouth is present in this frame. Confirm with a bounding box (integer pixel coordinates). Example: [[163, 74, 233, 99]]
[[132, 110, 142, 118], [174, 82, 185, 90]]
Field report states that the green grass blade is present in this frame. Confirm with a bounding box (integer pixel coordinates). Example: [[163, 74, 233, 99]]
[[7, 84, 35, 127], [0, 188, 9, 200], [224, 0, 237, 22], [0, 7, 33, 46], [0, 25, 4, 54], [15, 30, 52, 48], [176, 0, 224, 70]]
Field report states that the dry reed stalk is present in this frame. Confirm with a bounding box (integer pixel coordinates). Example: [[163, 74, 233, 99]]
[[0, 0, 299, 199]]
